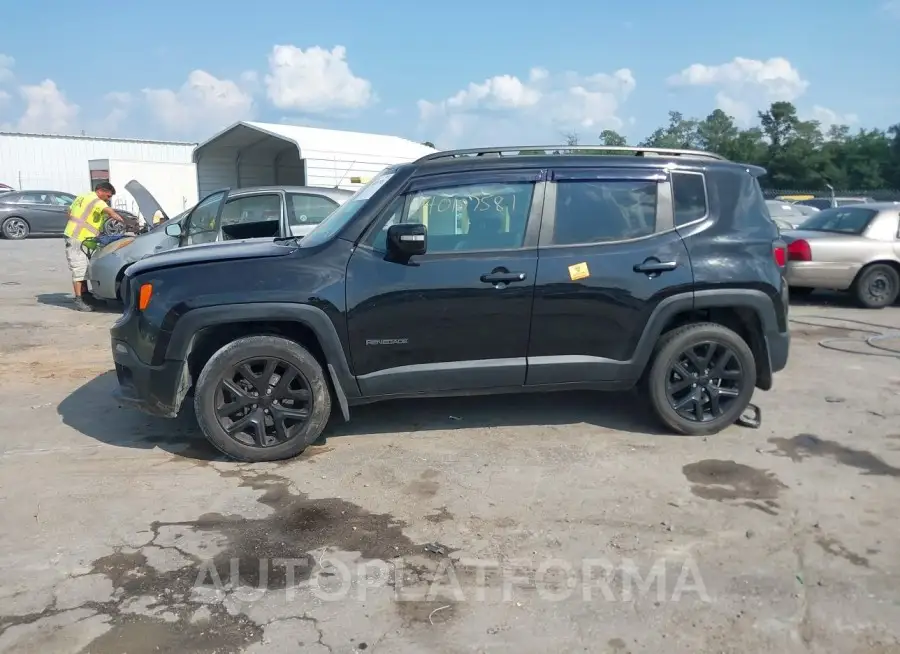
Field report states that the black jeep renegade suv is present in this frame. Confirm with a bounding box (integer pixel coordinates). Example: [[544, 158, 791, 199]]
[[110, 145, 790, 462]]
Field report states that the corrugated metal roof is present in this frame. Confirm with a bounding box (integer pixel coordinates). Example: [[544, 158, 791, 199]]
[[0, 130, 196, 146], [196, 121, 435, 160]]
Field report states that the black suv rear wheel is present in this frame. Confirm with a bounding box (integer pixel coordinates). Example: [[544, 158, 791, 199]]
[[646, 323, 756, 436], [194, 335, 332, 462]]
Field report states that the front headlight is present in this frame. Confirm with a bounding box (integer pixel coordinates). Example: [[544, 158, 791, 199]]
[[96, 237, 135, 258]]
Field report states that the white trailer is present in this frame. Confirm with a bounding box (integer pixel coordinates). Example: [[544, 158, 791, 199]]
[[192, 121, 437, 198]]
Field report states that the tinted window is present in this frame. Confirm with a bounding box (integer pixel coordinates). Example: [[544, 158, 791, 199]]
[[797, 207, 876, 235], [371, 182, 534, 253], [287, 193, 338, 226], [300, 168, 398, 247], [184, 191, 226, 246], [17, 192, 50, 204], [220, 194, 281, 227], [672, 173, 707, 226], [553, 180, 657, 245], [50, 193, 75, 206]]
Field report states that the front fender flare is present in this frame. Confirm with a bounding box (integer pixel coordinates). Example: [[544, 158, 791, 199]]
[[164, 302, 360, 400]]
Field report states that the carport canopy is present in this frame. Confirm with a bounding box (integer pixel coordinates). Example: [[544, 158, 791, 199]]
[[192, 121, 436, 197]]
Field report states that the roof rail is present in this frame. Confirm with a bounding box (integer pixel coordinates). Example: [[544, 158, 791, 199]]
[[416, 145, 727, 163]]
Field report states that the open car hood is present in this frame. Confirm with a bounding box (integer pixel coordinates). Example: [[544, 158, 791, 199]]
[[125, 180, 166, 222]]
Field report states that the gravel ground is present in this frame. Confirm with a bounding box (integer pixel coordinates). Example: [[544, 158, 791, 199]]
[[1, 237, 899, 654]]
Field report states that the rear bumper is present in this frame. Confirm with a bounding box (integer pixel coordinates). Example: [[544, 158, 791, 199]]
[[786, 261, 858, 290], [111, 339, 188, 418]]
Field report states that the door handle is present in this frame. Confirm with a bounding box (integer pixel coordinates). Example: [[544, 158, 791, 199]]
[[480, 271, 527, 284], [633, 260, 678, 274]]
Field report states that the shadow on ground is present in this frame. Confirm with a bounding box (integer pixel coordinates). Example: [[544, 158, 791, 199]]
[[58, 370, 669, 462], [35, 292, 121, 312]]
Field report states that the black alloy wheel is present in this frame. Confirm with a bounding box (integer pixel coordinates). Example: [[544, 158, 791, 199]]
[[215, 357, 313, 448], [665, 341, 744, 423]]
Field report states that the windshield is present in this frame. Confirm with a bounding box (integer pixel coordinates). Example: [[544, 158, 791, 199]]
[[797, 207, 876, 235], [299, 169, 398, 247]]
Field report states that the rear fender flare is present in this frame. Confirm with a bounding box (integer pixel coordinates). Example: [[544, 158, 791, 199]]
[[165, 303, 360, 399], [633, 289, 779, 376]]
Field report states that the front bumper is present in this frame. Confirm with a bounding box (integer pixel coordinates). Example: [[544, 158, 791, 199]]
[[87, 254, 125, 301], [111, 339, 189, 418]]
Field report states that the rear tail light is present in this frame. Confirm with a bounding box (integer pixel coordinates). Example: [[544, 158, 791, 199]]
[[774, 245, 786, 267], [787, 239, 812, 262]]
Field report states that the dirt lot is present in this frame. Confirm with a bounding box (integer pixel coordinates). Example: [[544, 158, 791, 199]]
[[1, 237, 899, 654]]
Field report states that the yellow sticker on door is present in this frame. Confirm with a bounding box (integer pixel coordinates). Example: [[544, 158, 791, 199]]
[[568, 262, 590, 281]]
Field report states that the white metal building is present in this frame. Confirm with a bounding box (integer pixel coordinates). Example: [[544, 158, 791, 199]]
[[0, 131, 196, 206], [193, 121, 436, 197]]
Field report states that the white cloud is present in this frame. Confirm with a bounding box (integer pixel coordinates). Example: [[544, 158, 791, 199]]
[[417, 67, 636, 147], [667, 57, 809, 124], [143, 69, 254, 136], [265, 45, 373, 113], [808, 105, 859, 130], [0, 53, 13, 83], [94, 92, 133, 133], [0, 90, 9, 106], [17, 80, 79, 133]]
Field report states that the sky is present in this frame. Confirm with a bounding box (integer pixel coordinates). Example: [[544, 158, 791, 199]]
[[1, 0, 898, 148]]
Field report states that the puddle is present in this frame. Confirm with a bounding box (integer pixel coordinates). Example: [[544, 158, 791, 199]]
[[769, 434, 900, 477], [683, 460, 787, 514]]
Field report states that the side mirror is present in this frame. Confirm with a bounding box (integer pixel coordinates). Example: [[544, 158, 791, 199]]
[[387, 223, 427, 257], [165, 223, 182, 237]]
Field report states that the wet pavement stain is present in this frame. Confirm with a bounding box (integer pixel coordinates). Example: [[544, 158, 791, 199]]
[[1, 468, 430, 653], [156, 469, 420, 590], [769, 434, 900, 477], [816, 536, 870, 568], [683, 460, 787, 514]]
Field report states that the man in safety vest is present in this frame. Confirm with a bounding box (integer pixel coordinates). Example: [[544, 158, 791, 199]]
[[64, 181, 125, 311]]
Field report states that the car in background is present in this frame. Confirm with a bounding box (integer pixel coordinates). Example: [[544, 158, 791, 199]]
[[0, 183, 15, 195], [0, 190, 77, 239], [765, 199, 810, 229], [780, 203, 900, 308], [793, 196, 876, 211], [87, 183, 352, 302]]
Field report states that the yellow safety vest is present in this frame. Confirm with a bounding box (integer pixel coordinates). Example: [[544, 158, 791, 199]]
[[64, 192, 107, 242]]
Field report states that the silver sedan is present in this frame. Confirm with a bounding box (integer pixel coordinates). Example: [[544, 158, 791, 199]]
[[780, 203, 900, 308], [87, 183, 352, 302]]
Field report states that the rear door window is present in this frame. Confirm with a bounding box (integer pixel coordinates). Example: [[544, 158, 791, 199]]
[[287, 193, 339, 227], [552, 179, 657, 245]]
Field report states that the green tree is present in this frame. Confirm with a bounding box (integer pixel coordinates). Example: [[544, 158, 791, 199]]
[[640, 111, 699, 149], [599, 129, 627, 146]]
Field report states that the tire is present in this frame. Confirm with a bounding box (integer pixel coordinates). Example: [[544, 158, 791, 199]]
[[193, 335, 332, 462], [851, 264, 899, 309], [1, 216, 30, 240], [646, 322, 756, 436]]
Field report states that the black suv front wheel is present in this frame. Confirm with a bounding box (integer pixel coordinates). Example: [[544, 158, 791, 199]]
[[194, 335, 332, 462], [646, 323, 756, 436]]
